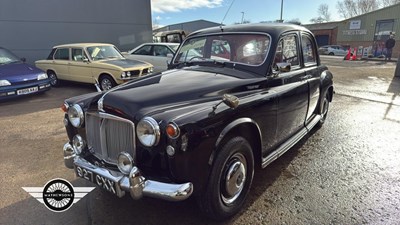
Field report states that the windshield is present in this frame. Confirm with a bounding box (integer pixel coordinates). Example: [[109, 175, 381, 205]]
[[173, 34, 270, 66], [86, 45, 124, 61], [0, 48, 21, 64]]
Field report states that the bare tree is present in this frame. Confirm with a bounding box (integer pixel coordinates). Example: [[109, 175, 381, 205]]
[[337, 0, 380, 18], [381, 0, 400, 7], [310, 4, 331, 23]]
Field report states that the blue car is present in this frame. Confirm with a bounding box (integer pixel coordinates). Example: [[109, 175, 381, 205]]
[[0, 47, 51, 100]]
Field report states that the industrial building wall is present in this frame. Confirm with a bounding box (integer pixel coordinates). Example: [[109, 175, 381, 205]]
[[0, 0, 152, 63]]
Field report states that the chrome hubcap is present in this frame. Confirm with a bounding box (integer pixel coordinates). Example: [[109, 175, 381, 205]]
[[221, 153, 247, 205], [101, 79, 112, 90]]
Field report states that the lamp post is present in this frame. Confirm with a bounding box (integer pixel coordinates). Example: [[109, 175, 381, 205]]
[[241, 12, 245, 24], [279, 0, 284, 23]]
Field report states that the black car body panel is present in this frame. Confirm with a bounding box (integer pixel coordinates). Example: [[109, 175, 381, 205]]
[[61, 23, 334, 220]]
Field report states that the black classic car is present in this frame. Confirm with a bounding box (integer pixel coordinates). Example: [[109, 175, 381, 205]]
[[62, 23, 333, 220]]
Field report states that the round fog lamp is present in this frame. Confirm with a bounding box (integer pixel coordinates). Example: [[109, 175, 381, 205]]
[[118, 152, 134, 174], [72, 135, 86, 154]]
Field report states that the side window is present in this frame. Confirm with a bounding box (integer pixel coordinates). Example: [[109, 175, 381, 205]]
[[71, 48, 85, 62], [153, 45, 171, 57], [301, 35, 316, 65], [54, 48, 69, 60], [133, 45, 152, 55], [273, 35, 299, 70]]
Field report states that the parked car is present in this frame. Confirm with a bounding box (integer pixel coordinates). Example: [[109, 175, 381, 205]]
[[123, 43, 179, 72], [318, 45, 348, 56], [0, 47, 51, 100], [61, 23, 333, 220], [35, 43, 153, 91]]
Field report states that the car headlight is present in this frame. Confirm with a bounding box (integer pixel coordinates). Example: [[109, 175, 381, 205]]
[[37, 73, 48, 80], [68, 104, 84, 128], [121, 72, 126, 78], [136, 117, 160, 147], [0, 80, 11, 86], [149, 67, 154, 73]]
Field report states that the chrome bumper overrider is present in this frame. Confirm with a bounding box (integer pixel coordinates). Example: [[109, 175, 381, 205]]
[[63, 143, 193, 201]]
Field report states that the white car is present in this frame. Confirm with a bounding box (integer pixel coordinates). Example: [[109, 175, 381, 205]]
[[318, 45, 348, 56], [123, 43, 179, 72]]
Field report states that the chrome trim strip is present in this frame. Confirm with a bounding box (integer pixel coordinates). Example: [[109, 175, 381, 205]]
[[261, 115, 321, 168]]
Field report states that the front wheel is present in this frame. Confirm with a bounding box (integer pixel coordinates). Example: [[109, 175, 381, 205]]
[[197, 136, 254, 221], [99, 75, 116, 91]]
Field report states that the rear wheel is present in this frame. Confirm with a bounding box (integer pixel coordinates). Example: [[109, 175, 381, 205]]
[[99, 75, 116, 91], [328, 52, 334, 56], [197, 136, 254, 221], [318, 91, 330, 126], [48, 71, 59, 87]]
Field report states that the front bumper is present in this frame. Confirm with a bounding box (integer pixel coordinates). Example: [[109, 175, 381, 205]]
[[63, 143, 193, 201]]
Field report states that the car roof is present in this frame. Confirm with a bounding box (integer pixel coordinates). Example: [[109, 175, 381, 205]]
[[188, 23, 311, 38], [139, 42, 179, 46], [53, 43, 114, 48]]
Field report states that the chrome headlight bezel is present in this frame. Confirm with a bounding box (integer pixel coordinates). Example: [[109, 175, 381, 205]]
[[136, 117, 160, 147], [37, 73, 48, 80], [68, 104, 84, 128]]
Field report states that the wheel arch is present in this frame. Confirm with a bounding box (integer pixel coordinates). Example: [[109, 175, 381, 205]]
[[98, 72, 117, 83], [209, 118, 263, 168]]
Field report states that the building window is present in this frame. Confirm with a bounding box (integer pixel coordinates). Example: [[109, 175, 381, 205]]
[[373, 19, 394, 57]]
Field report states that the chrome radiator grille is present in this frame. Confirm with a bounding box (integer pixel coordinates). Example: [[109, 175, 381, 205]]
[[86, 112, 135, 164]]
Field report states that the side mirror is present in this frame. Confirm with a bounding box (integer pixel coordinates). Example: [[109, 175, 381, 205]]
[[21, 58, 26, 63], [166, 53, 173, 64], [276, 62, 291, 73], [222, 94, 239, 109]]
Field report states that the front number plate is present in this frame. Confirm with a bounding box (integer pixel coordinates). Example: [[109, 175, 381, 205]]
[[17, 86, 38, 95], [75, 166, 118, 195]]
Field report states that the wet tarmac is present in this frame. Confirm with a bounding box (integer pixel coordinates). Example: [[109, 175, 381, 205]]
[[0, 57, 399, 224]]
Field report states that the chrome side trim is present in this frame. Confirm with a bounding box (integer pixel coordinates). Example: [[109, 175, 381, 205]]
[[261, 114, 321, 168]]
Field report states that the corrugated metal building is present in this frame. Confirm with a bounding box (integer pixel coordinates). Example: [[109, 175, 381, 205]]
[[153, 20, 221, 35], [304, 22, 340, 47], [0, 0, 152, 63], [336, 3, 400, 57]]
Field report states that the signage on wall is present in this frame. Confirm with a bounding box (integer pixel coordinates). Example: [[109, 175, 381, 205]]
[[349, 20, 362, 30], [343, 30, 367, 35]]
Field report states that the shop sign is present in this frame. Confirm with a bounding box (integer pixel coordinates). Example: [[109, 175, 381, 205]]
[[343, 30, 367, 35], [349, 20, 361, 29]]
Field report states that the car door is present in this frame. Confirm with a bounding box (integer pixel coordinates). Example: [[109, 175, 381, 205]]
[[69, 48, 93, 83], [301, 32, 320, 123], [270, 33, 309, 143], [52, 48, 70, 80]]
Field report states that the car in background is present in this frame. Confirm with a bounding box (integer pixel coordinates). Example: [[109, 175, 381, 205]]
[[0, 47, 51, 100], [123, 43, 179, 72], [61, 23, 333, 220], [318, 45, 348, 56], [35, 43, 153, 91]]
